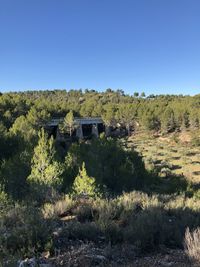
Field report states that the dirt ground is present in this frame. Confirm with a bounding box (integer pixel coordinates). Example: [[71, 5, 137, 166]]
[[48, 243, 193, 267]]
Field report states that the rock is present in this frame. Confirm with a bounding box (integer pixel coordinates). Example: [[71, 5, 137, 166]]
[[94, 255, 106, 262], [18, 258, 37, 267], [18, 257, 55, 267], [161, 261, 175, 267], [85, 254, 107, 264], [39, 264, 54, 267], [41, 251, 50, 259]]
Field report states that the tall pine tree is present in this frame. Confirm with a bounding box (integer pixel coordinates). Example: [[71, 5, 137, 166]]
[[27, 129, 63, 201]]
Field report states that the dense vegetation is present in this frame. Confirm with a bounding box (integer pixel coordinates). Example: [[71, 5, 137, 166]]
[[1, 89, 200, 140], [1, 89, 200, 265]]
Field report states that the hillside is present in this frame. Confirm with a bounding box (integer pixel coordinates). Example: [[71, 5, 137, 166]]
[[1, 90, 200, 266]]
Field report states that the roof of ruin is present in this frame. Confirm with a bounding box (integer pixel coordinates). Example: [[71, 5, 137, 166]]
[[47, 117, 103, 126]]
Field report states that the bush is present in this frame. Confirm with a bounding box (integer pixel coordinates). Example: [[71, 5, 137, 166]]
[[0, 205, 53, 257], [0, 153, 30, 200], [123, 208, 167, 252], [73, 204, 93, 222], [61, 221, 102, 242]]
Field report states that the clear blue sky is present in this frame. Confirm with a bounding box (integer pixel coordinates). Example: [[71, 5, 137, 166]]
[[1, 0, 200, 95]]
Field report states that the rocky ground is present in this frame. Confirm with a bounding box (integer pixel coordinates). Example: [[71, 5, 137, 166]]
[[50, 245, 192, 267], [5, 243, 194, 267]]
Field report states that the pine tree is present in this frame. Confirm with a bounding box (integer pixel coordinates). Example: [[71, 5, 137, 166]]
[[102, 104, 116, 135], [72, 162, 99, 198], [27, 129, 63, 200], [116, 104, 136, 135], [133, 92, 139, 97], [63, 110, 76, 136], [161, 108, 176, 133]]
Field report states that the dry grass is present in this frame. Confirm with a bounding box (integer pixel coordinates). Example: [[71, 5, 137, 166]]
[[184, 227, 200, 265], [128, 132, 200, 184], [42, 194, 74, 218]]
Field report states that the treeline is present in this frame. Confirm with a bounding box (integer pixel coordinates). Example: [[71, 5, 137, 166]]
[[0, 90, 199, 138], [0, 89, 200, 200]]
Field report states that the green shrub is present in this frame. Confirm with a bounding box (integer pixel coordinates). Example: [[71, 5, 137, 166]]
[[0, 205, 53, 257], [61, 221, 102, 242], [123, 208, 166, 252], [103, 222, 123, 244]]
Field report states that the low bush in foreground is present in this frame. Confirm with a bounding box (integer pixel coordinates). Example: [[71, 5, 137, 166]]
[[0, 205, 53, 259], [2, 191, 200, 261]]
